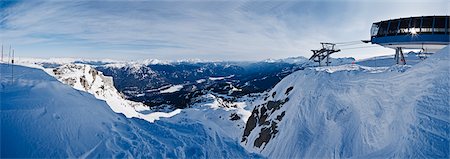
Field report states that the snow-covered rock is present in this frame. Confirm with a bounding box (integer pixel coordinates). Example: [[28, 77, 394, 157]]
[[48, 64, 180, 122]]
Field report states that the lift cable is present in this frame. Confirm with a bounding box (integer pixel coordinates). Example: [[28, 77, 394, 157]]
[[338, 45, 379, 50], [336, 42, 365, 47], [333, 40, 363, 44], [308, 41, 378, 67]]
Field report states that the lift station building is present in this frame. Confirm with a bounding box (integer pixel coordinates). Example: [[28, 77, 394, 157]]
[[370, 16, 450, 64]]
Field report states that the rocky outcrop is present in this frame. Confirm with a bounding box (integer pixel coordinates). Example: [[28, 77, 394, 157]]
[[241, 87, 293, 149]]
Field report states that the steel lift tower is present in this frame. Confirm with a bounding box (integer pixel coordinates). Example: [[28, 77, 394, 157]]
[[309, 42, 341, 66]]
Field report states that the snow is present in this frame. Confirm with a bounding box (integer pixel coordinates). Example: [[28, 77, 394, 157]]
[[14, 57, 80, 64], [135, 93, 145, 97], [196, 79, 206, 83], [242, 46, 449, 158], [190, 93, 253, 123], [264, 56, 309, 64], [102, 63, 128, 68], [141, 59, 170, 65], [356, 52, 425, 67], [209, 75, 234, 81], [0, 64, 260, 158], [314, 64, 391, 73], [15, 57, 120, 66], [160, 84, 183, 93], [186, 93, 256, 140]]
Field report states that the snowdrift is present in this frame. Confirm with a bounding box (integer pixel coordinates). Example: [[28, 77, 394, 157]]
[[0, 64, 259, 158], [242, 46, 449, 158]]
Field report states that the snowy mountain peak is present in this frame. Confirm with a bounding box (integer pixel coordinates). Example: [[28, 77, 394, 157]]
[[141, 59, 170, 65], [263, 56, 309, 64]]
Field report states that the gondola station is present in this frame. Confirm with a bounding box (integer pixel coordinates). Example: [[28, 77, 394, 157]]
[[369, 16, 450, 64], [310, 16, 450, 66]]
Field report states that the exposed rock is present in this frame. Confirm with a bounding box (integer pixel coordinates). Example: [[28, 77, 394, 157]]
[[62, 78, 76, 86], [266, 98, 289, 111], [276, 111, 285, 121], [242, 108, 259, 143], [258, 107, 268, 126], [230, 113, 241, 121], [241, 97, 289, 146], [80, 76, 89, 90], [254, 121, 279, 149], [285, 86, 294, 95], [89, 68, 98, 77]]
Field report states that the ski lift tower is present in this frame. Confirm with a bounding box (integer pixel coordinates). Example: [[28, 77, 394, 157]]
[[309, 42, 341, 66], [367, 16, 450, 65]]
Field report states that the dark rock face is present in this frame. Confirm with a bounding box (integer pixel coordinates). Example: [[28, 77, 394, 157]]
[[241, 97, 290, 147], [254, 121, 279, 148], [80, 76, 88, 89], [242, 86, 294, 149], [242, 108, 259, 143]]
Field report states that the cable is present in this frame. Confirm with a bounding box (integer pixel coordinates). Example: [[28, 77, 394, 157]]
[[336, 42, 365, 47], [334, 40, 362, 44], [339, 45, 379, 50]]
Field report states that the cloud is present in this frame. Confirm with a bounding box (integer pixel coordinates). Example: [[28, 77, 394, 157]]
[[0, 0, 448, 60]]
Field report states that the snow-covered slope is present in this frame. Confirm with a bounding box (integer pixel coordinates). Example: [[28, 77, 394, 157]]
[[241, 46, 449, 158], [0, 64, 260, 158], [48, 64, 180, 122], [356, 52, 425, 67]]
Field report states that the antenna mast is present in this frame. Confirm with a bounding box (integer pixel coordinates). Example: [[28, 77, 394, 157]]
[[11, 49, 14, 83], [8, 45, 11, 64], [12, 49, 15, 64]]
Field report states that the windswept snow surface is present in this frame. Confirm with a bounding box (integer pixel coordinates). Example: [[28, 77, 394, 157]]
[[314, 64, 412, 74], [242, 46, 449, 158], [0, 64, 260, 158]]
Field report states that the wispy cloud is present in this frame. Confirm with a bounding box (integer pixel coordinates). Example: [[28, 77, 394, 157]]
[[0, 0, 448, 60]]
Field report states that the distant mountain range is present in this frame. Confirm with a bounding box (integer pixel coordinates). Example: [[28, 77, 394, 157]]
[[91, 57, 354, 109], [16, 56, 355, 110]]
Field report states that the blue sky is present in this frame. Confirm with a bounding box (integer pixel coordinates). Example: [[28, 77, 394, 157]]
[[0, 0, 448, 61]]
